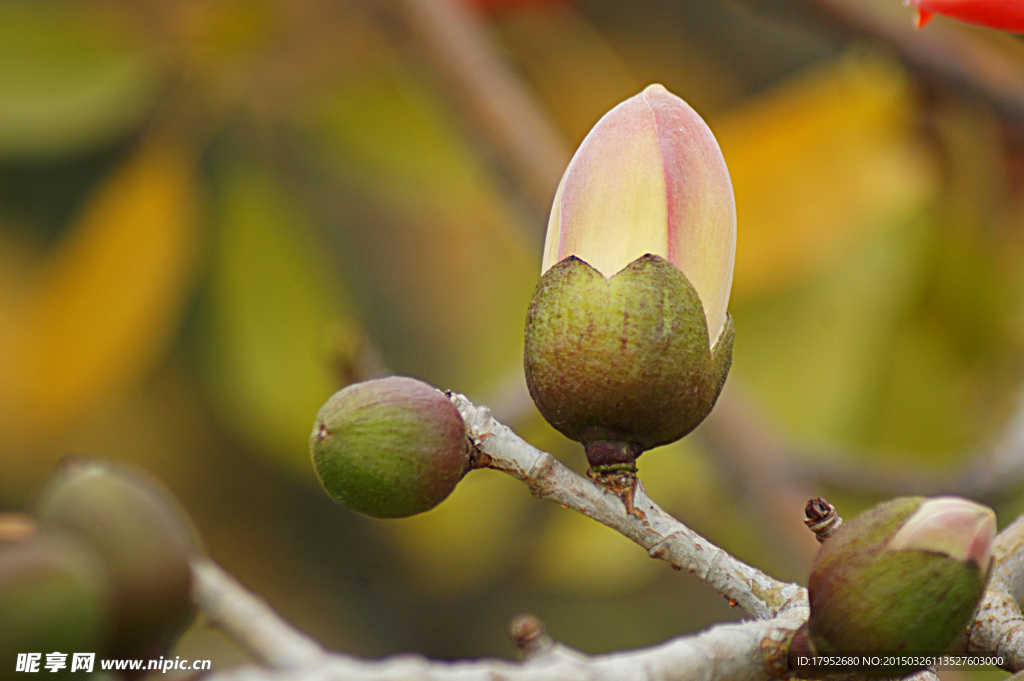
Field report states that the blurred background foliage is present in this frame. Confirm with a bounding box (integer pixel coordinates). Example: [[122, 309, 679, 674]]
[[2, 0, 1024, 674]]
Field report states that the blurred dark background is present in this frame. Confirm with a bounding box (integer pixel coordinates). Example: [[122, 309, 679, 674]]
[[2, 0, 1024, 676]]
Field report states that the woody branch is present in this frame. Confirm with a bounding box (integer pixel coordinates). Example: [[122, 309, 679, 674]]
[[191, 393, 1024, 681]]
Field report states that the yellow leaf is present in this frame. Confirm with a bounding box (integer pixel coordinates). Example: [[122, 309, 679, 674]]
[[5, 140, 198, 443], [717, 54, 936, 299]]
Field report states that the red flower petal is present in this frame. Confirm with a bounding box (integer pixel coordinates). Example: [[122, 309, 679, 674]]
[[906, 0, 1024, 32]]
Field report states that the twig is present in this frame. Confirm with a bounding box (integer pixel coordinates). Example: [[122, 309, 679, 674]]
[[941, 390, 1024, 501], [448, 391, 806, 619], [781, 387, 1024, 504], [371, 0, 570, 233], [803, 497, 842, 543], [191, 559, 328, 668], [696, 383, 933, 500], [968, 514, 1024, 671], [696, 369, 1024, 506], [508, 614, 556, 659], [190, 400, 1024, 679], [694, 384, 828, 568], [188, 397, 809, 679], [198, 605, 805, 681], [795, 0, 1024, 128]]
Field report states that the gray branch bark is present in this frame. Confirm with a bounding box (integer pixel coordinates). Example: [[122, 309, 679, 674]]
[[193, 611, 804, 681], [968, 514, 1024, 670], [191, 394, 1024, 681], [449, 392, 806, 619]]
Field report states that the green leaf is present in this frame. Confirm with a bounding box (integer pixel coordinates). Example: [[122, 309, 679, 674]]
[[202, 155, 350, 473], [0, 2, 159, 157]]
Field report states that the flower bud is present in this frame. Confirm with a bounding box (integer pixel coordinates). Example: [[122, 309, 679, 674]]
[[524, 85, 735, 490], [34, 460, 199, 659], [0, 533, 112, 674], [801, 496, 995, 676], [310, 376, 472, 519], [906, 0, 1024, 32]]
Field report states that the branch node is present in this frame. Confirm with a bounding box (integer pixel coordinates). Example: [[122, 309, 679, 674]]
[[648, 536, 684, 571], [760, 624, 795, 678], [804, 497, 843, 543], [508, 613, 553, 659], [469, 446, 493, 470]]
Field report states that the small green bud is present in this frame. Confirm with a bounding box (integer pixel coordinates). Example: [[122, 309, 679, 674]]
[[310, 376, 471, 519], [800, 496, 995, 676], [34, 460, 199, 659], [0, 533, 112, 680]]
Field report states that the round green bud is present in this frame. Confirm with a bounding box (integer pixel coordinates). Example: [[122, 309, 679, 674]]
[[801, 496, 995, 677], [0, 533, 112, 680], [34, 460, 199, 659], [523, 254, 733, 471], [310, 376, 472, 518]]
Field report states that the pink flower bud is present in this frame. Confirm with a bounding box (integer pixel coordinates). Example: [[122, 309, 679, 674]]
[[541, 84, 736, 346], [525, 86, 736, 499], [886, 496, 995, 568], [799, 496, 996, 676]]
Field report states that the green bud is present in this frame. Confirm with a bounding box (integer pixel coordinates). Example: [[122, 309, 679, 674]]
[[34, 460, 199, 659], [801, 496, 995, 676], [310, 376, 472, 518], [524, 255, 732, 470], [0, 533, 112, 680]]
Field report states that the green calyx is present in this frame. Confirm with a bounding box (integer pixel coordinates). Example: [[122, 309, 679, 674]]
[[33, 460, 199, 659], [310, 376, 472, 519], [806, 497, 991, 675], [523, 254, 733, 467]]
